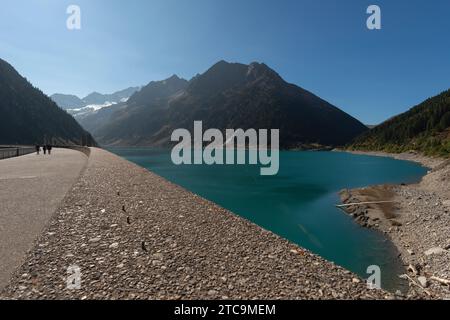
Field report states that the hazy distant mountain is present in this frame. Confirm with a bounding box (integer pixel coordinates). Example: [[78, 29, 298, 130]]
[[82, 87, 140, 105], [90, 61, 367, 148], [51, 87, 140, 110], [77, 76, 188, 134], [50, 94, 85, 109], [349, 89, 450, 156], [75, 102, 126, 134], [0, 58, 96, 146], [50, 87, 140, 123]]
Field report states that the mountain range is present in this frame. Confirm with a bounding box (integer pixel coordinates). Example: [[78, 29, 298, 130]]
[[51, 87, 141, 110], [0, 58, 96, 146], [82, 61, 369, 148], [50, 87, 140, 123], [3, 56, 447, 155]]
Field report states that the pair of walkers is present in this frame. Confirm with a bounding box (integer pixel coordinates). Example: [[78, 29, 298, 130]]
[[35, 145, 53, 155]]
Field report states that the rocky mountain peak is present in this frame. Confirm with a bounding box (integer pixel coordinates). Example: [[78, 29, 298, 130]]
[[246, 62, 283, 83]]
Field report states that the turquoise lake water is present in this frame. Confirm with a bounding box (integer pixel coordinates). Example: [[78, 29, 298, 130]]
[[109, 148, 427, 292]]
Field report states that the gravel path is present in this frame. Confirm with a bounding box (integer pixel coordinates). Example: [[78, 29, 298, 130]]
[[0, 148, 88, 291], [1, 148, 388, 300]]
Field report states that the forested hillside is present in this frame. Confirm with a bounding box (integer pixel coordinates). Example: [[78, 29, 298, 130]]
[[349, 89, 450, 156], [0, 58, 96, 146]]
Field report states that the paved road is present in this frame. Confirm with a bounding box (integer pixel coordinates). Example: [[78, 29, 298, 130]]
[[0, 148, 87, 290]]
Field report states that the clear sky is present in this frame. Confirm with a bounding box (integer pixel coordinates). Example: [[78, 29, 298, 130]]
[[1, 0, 449, 124]]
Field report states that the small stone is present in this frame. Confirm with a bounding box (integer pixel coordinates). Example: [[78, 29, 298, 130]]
[[424, 247, 447, 256], [417, 276, 428, 288], [208, 290, 218, 296], [100, 209, 106, 214], [407, 249, 415, 255], [152, 253, 163, 260], [109, 242, 119, 249], [89, 237, 101, 243], [407, 264, 418, 275], [152, 260, 162, 266], [352, 278, 361, 283]]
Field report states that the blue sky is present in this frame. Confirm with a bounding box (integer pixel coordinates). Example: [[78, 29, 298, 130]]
[[0, 0, 449, 124]]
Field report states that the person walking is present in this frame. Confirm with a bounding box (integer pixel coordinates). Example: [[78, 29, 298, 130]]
[[47, 145, 52, 155], [43, 145, 47, 155], [35, 145, 40, 155]]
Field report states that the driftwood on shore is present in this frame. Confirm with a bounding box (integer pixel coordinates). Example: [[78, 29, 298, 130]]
[[430, 276, 450, 286], [336, 200, 398, 208], [400, 274, 432, 297]]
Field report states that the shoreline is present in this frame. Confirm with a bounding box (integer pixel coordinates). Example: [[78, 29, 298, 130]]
[[339, 149, 444, 170], [1, 148, 389, 300], [336, 150, 450, 299]]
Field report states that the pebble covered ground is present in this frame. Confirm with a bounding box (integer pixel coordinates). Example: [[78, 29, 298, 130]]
[[392, 185, 450, 298], [1, 148, 388, 300], [340, 151, 450, 299]]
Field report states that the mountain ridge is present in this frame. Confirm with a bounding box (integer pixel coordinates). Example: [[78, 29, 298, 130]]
[[50, 86, 141, 110], [88, 60, 368, 148]]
